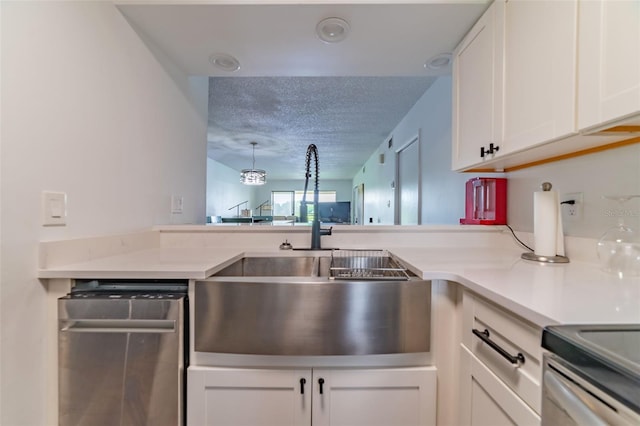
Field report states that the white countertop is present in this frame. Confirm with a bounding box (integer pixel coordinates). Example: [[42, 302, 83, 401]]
[[39, 247, 243, 280], [389, 247, 640, 327], [38, 243, 640, 327]]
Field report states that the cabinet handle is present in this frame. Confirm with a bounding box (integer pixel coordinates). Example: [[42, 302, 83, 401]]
[[300, 378, 306, 394], [480, 143, 500, 158], [318, 378, 325, 394], [472, 328, 525, 365]]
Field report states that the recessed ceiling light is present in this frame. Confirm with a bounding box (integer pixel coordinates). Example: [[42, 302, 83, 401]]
[[316, 17, 350, 44], [209, 53, 240, 72], [424, 53, 452, 71]]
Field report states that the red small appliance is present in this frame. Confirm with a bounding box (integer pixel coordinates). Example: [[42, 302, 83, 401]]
[[460, 177, 507, 225]]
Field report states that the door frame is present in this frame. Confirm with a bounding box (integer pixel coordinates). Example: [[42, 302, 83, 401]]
[[352, 183, 364, 225], [394, 131, 422, 225]]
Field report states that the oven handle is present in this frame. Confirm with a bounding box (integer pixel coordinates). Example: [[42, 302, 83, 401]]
[[60, 319, 176, 333], [544, 370, 608, 426]]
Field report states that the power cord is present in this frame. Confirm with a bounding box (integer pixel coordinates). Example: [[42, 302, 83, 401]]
[[505, 224, 534, 252]]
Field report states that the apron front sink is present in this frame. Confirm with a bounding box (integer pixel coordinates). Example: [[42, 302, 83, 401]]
[[194, 272, 431, 356]]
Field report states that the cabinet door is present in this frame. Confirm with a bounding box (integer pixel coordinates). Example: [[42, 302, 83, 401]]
[[187, 366, 311, 426], [311, 367, 436, 426], [452, 0, 504, 170], [459, 346, 540, 426], [578, 0, 640, 131], [502, 0, 577, 153]]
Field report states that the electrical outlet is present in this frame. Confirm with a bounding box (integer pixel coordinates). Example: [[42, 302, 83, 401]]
[[561, 192, 583, 221]]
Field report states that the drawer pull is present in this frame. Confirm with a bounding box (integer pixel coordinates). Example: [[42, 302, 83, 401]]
[[472, 328, 525, 365]]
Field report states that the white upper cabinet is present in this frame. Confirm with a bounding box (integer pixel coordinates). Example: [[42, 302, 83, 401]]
[[452, 0, 637, 172], [578, 0, 640, 131], [452, 0, 505, 171], [502, 0, 578, 154]]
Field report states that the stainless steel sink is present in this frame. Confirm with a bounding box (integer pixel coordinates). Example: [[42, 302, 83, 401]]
[[195, 255, 431, 356], [214, 256, 319, 277]]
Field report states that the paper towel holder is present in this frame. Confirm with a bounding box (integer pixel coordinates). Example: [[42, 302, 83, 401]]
[[521, 182, 570, 263], [521, 252, 569, 263]]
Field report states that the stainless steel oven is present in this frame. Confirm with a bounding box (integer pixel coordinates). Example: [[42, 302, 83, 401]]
[[58, 279, 188, 426], [541, 325, 640, 426]]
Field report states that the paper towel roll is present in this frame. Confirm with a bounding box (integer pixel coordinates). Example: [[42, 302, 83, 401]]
[[534, 190, 559, 256]]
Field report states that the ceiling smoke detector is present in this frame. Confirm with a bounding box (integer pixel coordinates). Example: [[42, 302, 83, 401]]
[[316, 17, 350, 43], [209, 53, 240, 72], [424, 53, 452, 71]]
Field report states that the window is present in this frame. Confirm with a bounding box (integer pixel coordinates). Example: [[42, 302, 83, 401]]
[[271, 190, 337, 221], [271, 191, 294, 216], [294, 190, 336, 222]]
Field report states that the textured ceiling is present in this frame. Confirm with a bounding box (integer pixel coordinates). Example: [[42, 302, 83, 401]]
[[207, 76, 437, 179], [116, 1, 490, 180]]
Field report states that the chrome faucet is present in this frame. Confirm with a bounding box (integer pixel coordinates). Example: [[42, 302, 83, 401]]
[[300, 144, 332, 249]]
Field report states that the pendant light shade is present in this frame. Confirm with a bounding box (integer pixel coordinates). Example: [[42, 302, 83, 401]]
[[240, 142, 267, 185]]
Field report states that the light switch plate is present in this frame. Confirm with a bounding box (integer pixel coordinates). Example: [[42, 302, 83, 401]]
[[42, 191, 67, 226], [171, 195, 183, 214]]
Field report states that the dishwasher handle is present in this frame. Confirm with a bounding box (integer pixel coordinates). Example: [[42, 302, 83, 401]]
[[544, 370, 608, 426], [60, 319, 176, 333]]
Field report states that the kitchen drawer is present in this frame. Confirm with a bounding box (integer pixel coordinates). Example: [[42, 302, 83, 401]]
[[462, 291, 542, 414], [459, 345, 540, 426]]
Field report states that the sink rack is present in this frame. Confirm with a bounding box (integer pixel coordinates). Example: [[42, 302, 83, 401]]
[[329, 249, 409, 281]]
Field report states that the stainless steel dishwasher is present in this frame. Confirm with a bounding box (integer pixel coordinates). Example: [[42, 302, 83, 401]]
[[541, 325, 640, 425], [58, 279, 188, 426]]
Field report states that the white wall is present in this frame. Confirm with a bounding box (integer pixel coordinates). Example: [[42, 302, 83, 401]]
[[1, 2, 207, 424], [353, 77, 496, 225], [0, 2, 3, 423], [206, 157, 254, 217], [507, 143, 640, 239]]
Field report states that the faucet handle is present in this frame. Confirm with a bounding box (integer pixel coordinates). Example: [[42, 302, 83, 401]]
[[320, 226, 333, 236], [279, 240, 293, 250]]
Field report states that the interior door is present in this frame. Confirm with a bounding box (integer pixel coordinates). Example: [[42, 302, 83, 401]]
[[353, 184, 364, 225], [396, 137, 421, 225]]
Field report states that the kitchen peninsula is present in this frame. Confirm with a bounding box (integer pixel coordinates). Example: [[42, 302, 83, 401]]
[[39, 225, 640, 327], [39, 225, 640, 425]]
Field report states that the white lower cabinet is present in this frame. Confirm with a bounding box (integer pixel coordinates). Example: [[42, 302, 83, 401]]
[[459, 291, 542, 426], [188, 365, 436, 426], [312, 367, 436, 426], [188, 367, 311, 426], [459, 347, 539, 426]]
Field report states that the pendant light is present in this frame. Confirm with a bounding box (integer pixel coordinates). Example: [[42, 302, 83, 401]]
[[240, 142, 267, 185]]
